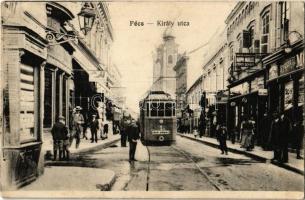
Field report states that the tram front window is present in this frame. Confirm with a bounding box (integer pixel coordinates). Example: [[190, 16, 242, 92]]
[[165, 103, 172, 116], [158, 103, 165, 117], [151, 103, 158, 116]]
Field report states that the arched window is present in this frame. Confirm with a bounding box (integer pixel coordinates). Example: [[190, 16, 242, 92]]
[[168, 55, 173, 64]]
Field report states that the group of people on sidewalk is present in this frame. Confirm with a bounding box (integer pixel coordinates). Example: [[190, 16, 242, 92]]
[[50, 106, 112, 161], [187, 111, 303, 163]]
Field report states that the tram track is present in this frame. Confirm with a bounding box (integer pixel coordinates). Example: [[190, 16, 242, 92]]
[[144, 143, 227, 191], [145, 145, 151, 191], [170, 145, 224, 191]]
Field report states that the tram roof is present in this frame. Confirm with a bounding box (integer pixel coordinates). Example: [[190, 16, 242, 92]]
[[143, 91, 174, 101]]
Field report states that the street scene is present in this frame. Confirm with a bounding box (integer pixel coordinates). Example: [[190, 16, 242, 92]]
[[0, 1, 304, 199]]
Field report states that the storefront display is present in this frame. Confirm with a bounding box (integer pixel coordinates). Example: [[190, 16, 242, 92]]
[[20, 63, 36, 142], [284, 81, 294, 111]]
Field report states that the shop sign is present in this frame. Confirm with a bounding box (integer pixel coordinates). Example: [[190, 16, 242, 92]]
[[296, 52, 304, 69], [280, 56, 297, 76], [268, 64, 278, 80], [258, 89, 268, 96], [284, 81, 294, 111]]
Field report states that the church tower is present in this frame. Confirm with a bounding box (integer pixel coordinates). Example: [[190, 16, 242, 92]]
[[152, 28, 178, 99]]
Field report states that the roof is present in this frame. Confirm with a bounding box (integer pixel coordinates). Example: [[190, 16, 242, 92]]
[[186, 75, 202, 95], [143, 91, 174, 101]]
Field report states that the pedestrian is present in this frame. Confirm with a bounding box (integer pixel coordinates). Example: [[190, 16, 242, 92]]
[[89, 114, 99, 143], [249, 117, 256, 149], [120, 119, 128, 147], [231, 125, 238, 144], [51, 116, 68, 161], [241, 116, 254, 151], [216, 123, 228, 155], [126, 119, 140, 162], [278, 112, 291, 163], [260, 113, 271, 150], [73, 106, 84, 148], [63, 129, 70, 161], [269, 112, 281, 161], [104, 123, 109, 139], [193, 127, 199, 138], [293, 120, 304, 159], [100, 120, 104, 139]]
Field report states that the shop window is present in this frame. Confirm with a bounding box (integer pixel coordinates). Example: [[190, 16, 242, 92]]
[[279, 2, 290, 44], [298, 75, 304, 107], [20, 63, 36, 142]]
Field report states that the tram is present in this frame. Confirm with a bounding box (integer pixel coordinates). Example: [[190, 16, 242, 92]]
[[139, 91, 177, 145]]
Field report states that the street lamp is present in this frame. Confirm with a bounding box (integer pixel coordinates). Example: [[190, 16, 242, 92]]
[[78, 2, 96, 35]]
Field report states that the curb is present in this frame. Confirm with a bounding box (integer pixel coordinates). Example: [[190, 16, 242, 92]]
[[44, 137, 120, 164], [96, 175, 116, 191], [178, 134, 304, 175], [75, 137, 120, 154]]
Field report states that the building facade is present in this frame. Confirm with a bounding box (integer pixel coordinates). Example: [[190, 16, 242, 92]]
[[225, 2, 304, 147], [185, 76, 203, 133], [174, 53, 188, 130], [152, 29, 178, 98], [202, 27, 229, 137], [1, 1, 120, 189]]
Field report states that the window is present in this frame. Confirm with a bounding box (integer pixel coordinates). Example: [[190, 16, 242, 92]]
[[279, 2, 290, 43], [262, 13, 270, 34], [158, 103, 165, 117], [261, 11, 270, 53], [150, 102, 158, 116], [168, 55, 173, 64], [248, 26, 255, 52], [165, 103, 173, 116]]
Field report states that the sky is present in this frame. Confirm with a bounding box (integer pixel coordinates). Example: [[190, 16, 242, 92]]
[[108, 1, 236, 113]]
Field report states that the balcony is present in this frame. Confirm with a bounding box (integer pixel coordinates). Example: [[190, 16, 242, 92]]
[[228, 52, 269, 83]]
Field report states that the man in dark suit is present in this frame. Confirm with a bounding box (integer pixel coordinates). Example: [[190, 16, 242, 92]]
[[89, 114, 99, 143], [126, 119, 140, 162], [51, 116, 68, 161]]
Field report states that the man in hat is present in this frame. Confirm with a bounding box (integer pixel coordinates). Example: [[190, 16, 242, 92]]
[[89, 114, 99, 143], [73, 106, 84, 148], [51, 116, 68, 161], [126, 119, 140, 162]]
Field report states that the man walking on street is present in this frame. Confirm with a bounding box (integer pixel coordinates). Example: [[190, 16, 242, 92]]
[[126, 119, 140, 162], [120, 119, 128, 147], [216, 123, 228, 155], [51, 116, 68, 161], [89, 114, 99, 143], [73, 106, 84, 148]]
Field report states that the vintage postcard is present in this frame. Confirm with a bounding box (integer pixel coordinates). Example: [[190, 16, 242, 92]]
[[0, 0, 304, 199]]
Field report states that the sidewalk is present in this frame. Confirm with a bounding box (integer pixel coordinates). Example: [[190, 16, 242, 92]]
[[21, 167, 116, 191], [20, 132, 121, 191], [178, 133, 304, 175], [42, 131, 121, 158]]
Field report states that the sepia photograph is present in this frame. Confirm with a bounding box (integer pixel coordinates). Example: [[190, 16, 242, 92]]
[[0, 0, 304, 199]]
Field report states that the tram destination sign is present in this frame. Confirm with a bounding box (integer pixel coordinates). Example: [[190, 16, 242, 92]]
[[152, 130, 170, 135]]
